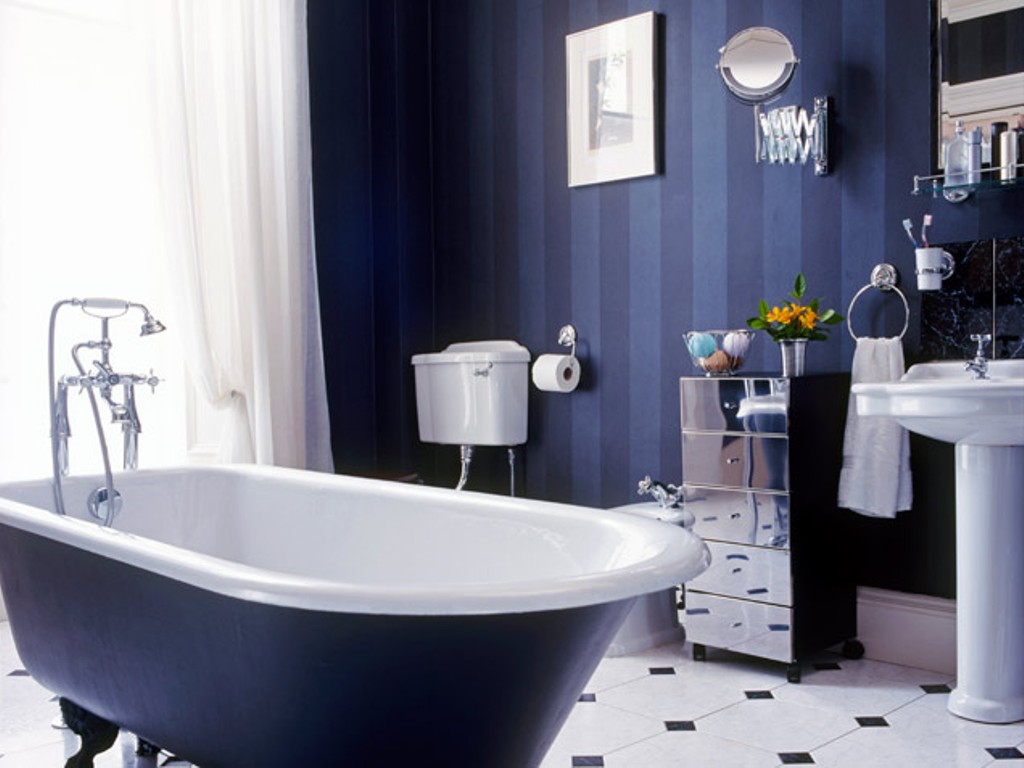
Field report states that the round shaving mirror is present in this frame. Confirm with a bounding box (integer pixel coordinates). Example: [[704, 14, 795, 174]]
[[718, 27, 798, 105]]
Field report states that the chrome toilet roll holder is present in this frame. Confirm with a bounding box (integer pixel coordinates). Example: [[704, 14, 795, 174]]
[[557, 324, 577, 357]]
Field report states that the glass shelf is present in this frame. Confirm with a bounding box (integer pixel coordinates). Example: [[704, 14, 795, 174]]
[[913, 166, 1024, 202]]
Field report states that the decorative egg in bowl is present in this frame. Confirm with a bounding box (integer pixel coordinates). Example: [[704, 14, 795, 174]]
[[684, 330, 754, 376]]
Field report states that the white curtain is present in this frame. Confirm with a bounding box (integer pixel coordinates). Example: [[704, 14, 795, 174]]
[[146, 0, 333, 470]]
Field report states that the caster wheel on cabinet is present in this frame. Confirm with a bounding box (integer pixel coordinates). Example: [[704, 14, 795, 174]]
[[841, 639, 865, 660], [787, 663, 802, 683], [136, 737, 161, 757], [693, 643, 706, 662]]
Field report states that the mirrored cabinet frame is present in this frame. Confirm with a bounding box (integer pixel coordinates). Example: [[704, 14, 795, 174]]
[[678, 374, 861, 682]]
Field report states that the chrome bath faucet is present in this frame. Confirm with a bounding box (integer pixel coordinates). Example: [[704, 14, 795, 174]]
[[48, 298, 166, 525]]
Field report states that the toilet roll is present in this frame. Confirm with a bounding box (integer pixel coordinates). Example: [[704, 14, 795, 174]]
[[531, 354, 580, 392]]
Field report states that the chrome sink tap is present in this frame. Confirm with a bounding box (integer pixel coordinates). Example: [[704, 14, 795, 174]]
[[965, 334, 991, 380]]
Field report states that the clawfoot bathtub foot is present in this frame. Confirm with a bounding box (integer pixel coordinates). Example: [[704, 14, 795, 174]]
[[59, 697, 119, 768]]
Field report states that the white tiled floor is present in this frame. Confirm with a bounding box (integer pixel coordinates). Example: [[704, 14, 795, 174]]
[[2, 620, 1022, 767]]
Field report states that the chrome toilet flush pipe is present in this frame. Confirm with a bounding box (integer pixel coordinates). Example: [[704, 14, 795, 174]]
[[454, 445, 474, 491], [48, 298, 165, 525]]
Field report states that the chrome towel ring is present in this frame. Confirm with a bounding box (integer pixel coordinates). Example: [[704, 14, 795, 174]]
[[846, 263, 910, 340]]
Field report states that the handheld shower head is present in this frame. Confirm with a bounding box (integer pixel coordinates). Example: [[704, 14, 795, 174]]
[[127, 302, 166, 336], [140, 311, 166, 336], [71, 298, 166, 336]]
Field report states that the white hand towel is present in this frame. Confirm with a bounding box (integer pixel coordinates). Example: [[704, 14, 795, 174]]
[[838, 337, 912, 518]]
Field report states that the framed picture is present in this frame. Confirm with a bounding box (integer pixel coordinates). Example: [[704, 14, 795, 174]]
[[566, 11, 658, 187]]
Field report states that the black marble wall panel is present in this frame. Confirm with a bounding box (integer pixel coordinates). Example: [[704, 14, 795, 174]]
[[920, 236, 1024, 360], [995, 237, 1024, 360]]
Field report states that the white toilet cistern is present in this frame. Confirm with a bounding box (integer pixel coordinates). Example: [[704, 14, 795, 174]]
[[412, 327, 583, 494], [412, 340, 530, 494]]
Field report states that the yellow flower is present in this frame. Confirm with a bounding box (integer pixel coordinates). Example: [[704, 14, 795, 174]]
[[747, 273, 843, 342], [797, 306, 818, 330]]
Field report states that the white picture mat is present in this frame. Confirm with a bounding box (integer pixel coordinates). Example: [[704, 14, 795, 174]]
[[566, 11, 657, 187]]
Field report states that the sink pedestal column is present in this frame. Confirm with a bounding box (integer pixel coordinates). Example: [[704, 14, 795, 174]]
[[949, 444, 1024, 724]]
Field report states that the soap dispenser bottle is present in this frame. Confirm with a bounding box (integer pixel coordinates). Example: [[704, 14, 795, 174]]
[[944, 119, 970, 201]]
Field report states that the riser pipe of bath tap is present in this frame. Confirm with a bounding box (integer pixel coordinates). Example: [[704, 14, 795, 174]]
[[71, 339, 118, 526]]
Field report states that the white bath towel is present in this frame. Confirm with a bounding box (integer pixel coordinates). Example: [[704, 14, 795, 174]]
[[838, 337, 913, 518]]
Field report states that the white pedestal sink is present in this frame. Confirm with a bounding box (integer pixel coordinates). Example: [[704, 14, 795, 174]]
[[853, 360, 1024, 724]]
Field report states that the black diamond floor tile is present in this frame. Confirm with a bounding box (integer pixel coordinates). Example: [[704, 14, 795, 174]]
[[986, 747, 1024, 760], [665, 720, 696, 731], [855, 716, 889, 727], [779, 752, 815, 764]]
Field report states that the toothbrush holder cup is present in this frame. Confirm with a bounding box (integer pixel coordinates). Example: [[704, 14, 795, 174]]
[[914, 248, 954, 291]]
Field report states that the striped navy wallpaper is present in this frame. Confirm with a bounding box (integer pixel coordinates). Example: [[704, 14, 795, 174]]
[[308, 0, 1023, 597]]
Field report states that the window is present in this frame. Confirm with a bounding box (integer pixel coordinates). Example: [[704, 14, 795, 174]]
[[0, 0, 189, 481]]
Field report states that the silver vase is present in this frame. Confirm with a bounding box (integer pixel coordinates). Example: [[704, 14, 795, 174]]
[[779, 338, 808, 377]]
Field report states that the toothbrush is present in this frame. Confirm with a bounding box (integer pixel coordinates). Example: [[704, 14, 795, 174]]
[[921, 213, 932, 248], [902, 218, 920, 248]]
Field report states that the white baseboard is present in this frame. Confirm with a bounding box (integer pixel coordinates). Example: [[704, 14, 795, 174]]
[[855, 586, 956, 675]]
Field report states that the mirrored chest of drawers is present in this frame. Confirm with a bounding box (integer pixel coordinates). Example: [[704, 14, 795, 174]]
[[679, 374, 859, 682]]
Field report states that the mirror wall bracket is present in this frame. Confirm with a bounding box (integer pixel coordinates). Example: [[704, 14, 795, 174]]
[[717, 28, 831, 177], [754, 96, 830, 176]]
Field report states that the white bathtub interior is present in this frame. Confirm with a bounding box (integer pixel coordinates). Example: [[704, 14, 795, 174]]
[[0, 466, 709, 616]]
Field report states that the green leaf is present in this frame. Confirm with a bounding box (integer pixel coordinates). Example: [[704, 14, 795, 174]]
[[792, 273, 807, 299], [747, 317, 767, 330], [758, 299, 769, 318]]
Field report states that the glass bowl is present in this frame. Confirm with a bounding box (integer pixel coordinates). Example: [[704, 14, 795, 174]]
[[684, 330, 754, 376]]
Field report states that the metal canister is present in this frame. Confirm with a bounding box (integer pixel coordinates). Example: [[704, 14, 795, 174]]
[[999, 129, 1019, 180]]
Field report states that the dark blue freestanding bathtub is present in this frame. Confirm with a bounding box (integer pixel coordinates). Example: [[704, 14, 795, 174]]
[[0, 464, 709, 767]]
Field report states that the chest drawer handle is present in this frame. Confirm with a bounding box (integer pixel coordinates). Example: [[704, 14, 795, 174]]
[[726, 457, 741, 465], [723, 401, 738, 410]]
